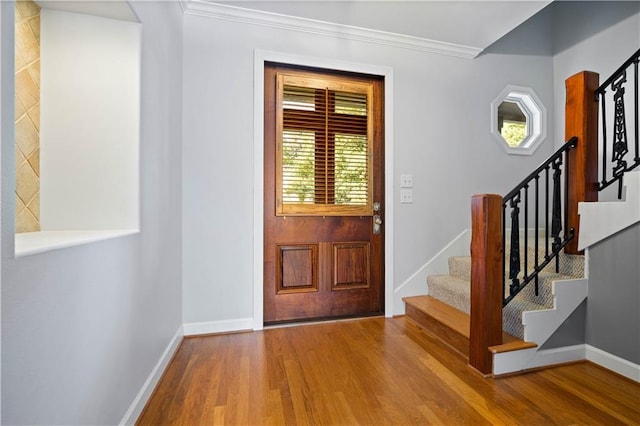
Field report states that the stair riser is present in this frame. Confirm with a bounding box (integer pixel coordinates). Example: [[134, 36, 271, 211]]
[[448, 257, 471, 281], [404, 303, 469, 358], [427, 275, 470, 314]]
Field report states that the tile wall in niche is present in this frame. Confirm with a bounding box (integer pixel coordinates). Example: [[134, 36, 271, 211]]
[[15, 0, 40, 233]]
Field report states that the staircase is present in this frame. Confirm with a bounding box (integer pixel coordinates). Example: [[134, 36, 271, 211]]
[[404, 50, 639, 379], [404, 242, 585, 374]]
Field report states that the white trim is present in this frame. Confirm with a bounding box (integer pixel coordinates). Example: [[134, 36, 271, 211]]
[[119, 326, 183, 426], [178, 0, 190, 14], [490, 85, 547, 156], [578, 170, 640, 250], [14, 230, 139, 257], [183, 1, 482, 59], [586, 344, 640, 383], [393, 229, 470, 315], [493, 342, 640, 382], [253, 50, 395, 329], [183, 318, 254, 336]]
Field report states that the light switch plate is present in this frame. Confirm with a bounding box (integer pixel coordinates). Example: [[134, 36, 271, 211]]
[[400, 174, 413, 188], [400, 189, 413, 203]]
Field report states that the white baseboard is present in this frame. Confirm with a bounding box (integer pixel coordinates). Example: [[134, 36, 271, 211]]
[[494, 343, 640, 382], [586, 344, 640, 382], [120, 326, 184, 425], [528, 344, 586, 370], [393, 229, 470, 315], [183, 317, 254, 336]]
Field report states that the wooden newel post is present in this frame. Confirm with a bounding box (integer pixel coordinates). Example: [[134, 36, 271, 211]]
[[565, 71, 599, 254], [469, 194, 504, 375]]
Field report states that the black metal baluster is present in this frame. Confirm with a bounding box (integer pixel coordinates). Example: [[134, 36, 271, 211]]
[[612, 72, 629, 199], [601, 91, 608, 188], [634, 58, 639, 166], [503, 205, 507, 304], [552, 157, 563, 273], [545, 166, 550, 259], [565, 147, 572, 247], [524, 184, 529, 283], [595, 50, 640, 192], [509, 194, 521, 296], [534, 175, 540, 296]]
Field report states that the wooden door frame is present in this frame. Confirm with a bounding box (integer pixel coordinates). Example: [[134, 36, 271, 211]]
[[253, 50, 395, 330]]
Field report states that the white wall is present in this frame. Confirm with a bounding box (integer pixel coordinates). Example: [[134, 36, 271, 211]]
[[1, 1, 183, 424], [40, 9, 140, 230], [181, 8, 555, 325], [0, 1, 7, 421]]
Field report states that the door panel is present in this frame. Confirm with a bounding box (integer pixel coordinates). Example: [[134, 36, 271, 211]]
[[264, 63, 384, 324], [277, 244, 318, 294], [333, 242, 370, 290]]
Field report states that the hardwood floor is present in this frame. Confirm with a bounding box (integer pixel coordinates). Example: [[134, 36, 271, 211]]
[[137, 317, 640, 425]]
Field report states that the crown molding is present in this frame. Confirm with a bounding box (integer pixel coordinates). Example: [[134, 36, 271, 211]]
[[182, 1, 483, 59], [178, 0, 191, 14]]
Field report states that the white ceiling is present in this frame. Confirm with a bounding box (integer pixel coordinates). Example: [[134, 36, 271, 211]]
[[215, 1, 553, 52], [35, 1, 553, 54]]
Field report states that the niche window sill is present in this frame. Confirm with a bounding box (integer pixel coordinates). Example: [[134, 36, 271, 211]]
[[15, 229, 139, 257]]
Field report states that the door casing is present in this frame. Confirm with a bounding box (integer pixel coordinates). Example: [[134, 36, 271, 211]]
[[253, 50, 395, 330]]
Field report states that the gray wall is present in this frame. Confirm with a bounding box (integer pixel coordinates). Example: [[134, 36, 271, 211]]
[[552, 1, 640, 150], [587, 223, 640, 363], [544, 1, 640, 352], [1, 1, 183, 424], [548, 1, 639, 361], [541, 300, 586, 350]]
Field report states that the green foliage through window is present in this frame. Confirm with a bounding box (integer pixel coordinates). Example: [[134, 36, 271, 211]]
[[501, 121, 527, 147]]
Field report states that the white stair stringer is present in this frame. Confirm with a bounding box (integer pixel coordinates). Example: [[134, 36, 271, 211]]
[[578, 170, 640, 250], [493, 278, 588, 376]]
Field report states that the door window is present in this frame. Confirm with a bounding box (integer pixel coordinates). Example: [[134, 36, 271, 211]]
[[276, 72, 374, 216]]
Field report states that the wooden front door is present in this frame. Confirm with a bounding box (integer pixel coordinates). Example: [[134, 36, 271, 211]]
[[264, 63, 384, 324]]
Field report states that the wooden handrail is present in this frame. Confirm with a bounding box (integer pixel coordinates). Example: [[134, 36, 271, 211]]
[[469, 194, 504, 375], [565, 71, 600, 254]]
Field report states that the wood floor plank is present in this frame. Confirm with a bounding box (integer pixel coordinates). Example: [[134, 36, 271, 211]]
[[137, 317, 640, 425]]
